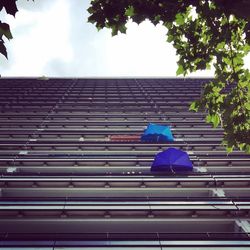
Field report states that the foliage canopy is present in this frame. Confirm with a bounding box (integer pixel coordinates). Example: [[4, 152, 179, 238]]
[[0, 0, 249, 152]]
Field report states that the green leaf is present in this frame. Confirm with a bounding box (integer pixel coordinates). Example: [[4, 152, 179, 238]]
[[97, 25, 103, 32], [206, 114, 212, 123], [111, 26, 118, 36], [88, 18, 96, 24], [176, 65, 184, 75], [233, 55, 243, 66], [216, 42, 225, 50], [189, 101, 199, 112], [212, 114, 220, 127], [226, 146, 234, 153], [164, 22, 172, 30], [175, 13, 185, 25], [246, 102, 250, 110], [217, 95, 224, 103], [243, 44, 250, 54], [119, 24, 127, 34], [0, 41, 8, 58], [239, 143, 246, 151], [153, 15, 161, 25], [125, 6, 134, 17], [0, 23, 13, 40], [245, 145, 250, 154], [223, 57, 232, 65], [167, 34, 174, 43], [87, 7, 94, 14]]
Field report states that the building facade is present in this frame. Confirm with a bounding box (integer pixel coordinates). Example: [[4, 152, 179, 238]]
[[0, 78, 250, 249]]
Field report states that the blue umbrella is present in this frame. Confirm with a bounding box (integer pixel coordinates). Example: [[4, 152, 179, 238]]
[[141, 123, 174, 142], [151, 148, 193, 172]]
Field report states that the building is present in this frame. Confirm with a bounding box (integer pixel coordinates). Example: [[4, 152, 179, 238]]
[[0, 78, 249, 249]]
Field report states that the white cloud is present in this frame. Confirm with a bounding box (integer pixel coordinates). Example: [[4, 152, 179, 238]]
[[1, 0, 72, 76], [101, 21, 178, 77], [0, 0, 249, 77]]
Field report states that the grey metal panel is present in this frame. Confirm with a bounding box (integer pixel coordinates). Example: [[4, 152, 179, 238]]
[[0, 77, 249, 244], [0, 218, 237, 233]]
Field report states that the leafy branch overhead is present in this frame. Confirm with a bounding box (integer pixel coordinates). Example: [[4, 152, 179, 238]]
[[88, 0, 250, 153], [0, 0, 18, 58], [0, 0, 33, 58]]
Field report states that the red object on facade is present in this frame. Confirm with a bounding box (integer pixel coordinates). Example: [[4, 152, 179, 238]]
[[109, 134, 141, 142]]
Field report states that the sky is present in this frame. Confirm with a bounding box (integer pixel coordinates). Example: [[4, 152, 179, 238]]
[[0, 0, 249, 77]]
